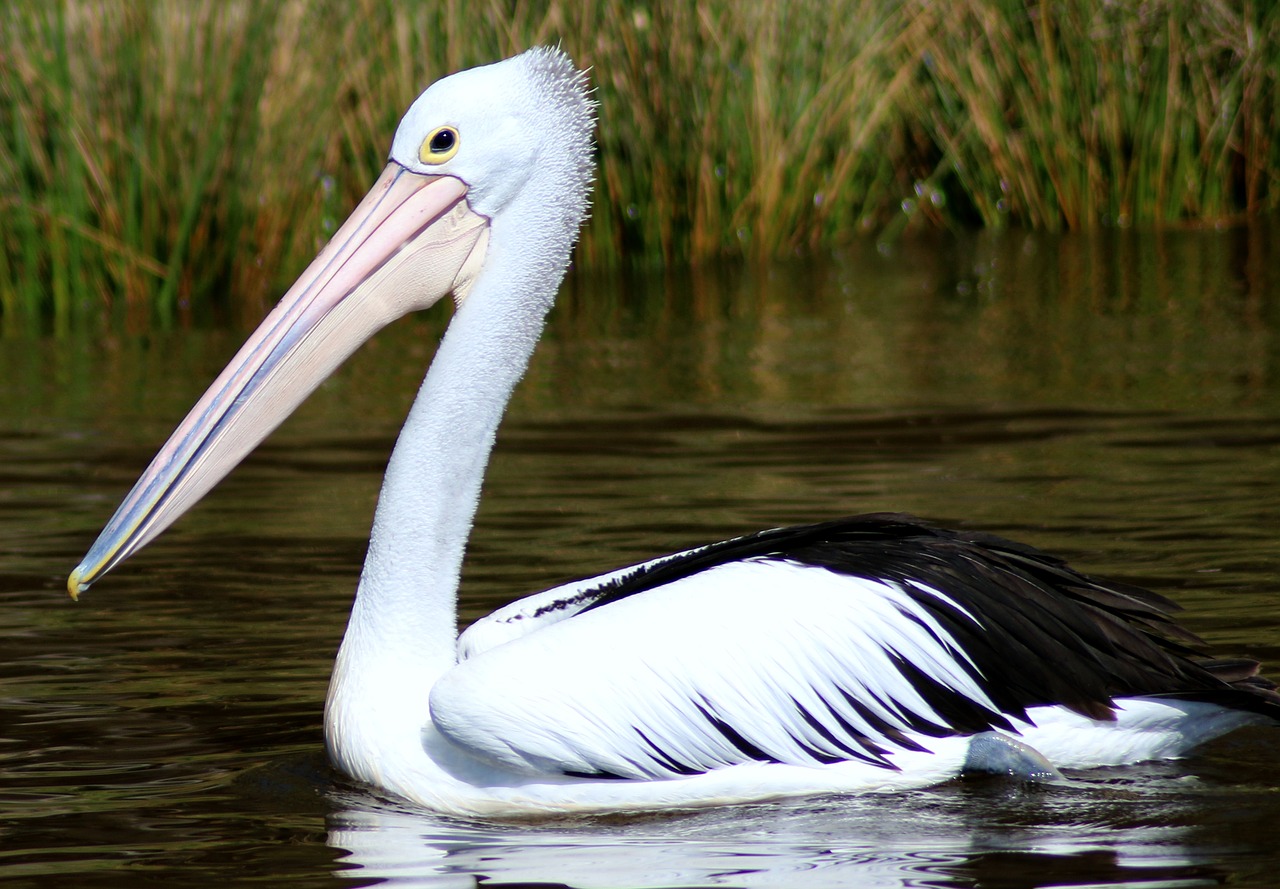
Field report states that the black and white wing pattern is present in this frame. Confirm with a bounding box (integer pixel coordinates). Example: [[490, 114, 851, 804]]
[[433, 514, 1279, 780], [456, 546, 713, 660]]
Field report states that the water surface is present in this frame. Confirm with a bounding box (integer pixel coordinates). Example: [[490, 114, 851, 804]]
[[3, 226, 1280, 887]]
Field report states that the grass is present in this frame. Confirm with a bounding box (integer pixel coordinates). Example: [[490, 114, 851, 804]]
[[1, 0, 1277, 328]]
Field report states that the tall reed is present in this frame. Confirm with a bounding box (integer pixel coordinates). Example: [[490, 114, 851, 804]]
[[913, 0, 1279, 229], [1, 0, 1277, 328]]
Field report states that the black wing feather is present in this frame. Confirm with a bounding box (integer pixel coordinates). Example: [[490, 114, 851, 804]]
[[580, 513, 1280, 726]]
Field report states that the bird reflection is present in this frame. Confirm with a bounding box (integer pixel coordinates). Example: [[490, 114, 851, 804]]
[[324, 768, 1225, 888]]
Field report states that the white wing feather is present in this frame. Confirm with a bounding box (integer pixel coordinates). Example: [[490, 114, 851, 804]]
[[432, 559, 1001, 779], [456, 545, 712, 659]]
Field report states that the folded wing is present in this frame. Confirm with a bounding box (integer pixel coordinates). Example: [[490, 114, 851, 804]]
[[431, 515, 1269, 780]]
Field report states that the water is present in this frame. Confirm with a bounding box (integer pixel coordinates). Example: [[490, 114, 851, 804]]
[[3, 226, 1280, 887]]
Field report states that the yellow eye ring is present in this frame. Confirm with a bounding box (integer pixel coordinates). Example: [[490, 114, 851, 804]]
[[420, 126, 460, 164]]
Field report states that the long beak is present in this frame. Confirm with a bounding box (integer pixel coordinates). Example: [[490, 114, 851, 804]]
[[68, 162, 490, 598]]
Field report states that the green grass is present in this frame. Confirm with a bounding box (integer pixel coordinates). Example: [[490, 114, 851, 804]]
[[1, 0, 1277, 328]]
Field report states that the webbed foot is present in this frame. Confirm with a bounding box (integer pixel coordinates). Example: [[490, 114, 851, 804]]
[[963, 731, 1064, 782]]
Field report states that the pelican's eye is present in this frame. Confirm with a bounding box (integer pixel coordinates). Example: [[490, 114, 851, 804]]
[[420, 126, 460, 164]]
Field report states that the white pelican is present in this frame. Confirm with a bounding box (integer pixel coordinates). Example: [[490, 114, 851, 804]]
[[69, 47, 1279, 817]]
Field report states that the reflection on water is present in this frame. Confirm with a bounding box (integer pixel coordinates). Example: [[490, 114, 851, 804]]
[[3, 226, 1280, 886], [326, 768, 1243, 888]]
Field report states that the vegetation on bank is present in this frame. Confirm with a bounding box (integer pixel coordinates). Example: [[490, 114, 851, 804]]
[[1, 0, 1277, 327]]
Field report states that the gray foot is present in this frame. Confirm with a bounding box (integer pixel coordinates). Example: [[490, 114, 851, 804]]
[[963, 731, 1064, 782]]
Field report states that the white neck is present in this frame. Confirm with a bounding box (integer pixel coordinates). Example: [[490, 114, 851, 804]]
[[323, 197, 570, 799]]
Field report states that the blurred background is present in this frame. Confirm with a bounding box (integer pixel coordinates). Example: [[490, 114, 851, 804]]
[[1, 0, 1277, 331]]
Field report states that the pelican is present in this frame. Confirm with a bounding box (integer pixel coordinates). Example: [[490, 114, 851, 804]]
[[69, 47, 1279, 816]]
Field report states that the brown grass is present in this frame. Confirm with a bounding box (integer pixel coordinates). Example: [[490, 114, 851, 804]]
[[1, 0, 1276, 327]]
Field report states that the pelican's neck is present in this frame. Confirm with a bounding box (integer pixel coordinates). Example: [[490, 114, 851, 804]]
[[324, 199, 572, 793], [353, 298, 536, 668]]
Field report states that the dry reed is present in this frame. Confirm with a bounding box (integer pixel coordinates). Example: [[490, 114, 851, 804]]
[[1, 0, 1276, 328]]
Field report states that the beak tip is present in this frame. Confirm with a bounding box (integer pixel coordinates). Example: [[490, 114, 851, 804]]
[[67, 565, 90, 601]]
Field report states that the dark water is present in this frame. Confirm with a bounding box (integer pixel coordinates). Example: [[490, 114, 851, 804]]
[[4, 227, 1280, 887]]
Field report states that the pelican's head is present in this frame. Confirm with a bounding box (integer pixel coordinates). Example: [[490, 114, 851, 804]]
[[390, 48, 594, 224], [68, 47, 595, 597]]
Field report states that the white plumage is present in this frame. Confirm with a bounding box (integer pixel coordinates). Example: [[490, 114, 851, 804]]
[[439, 563, 992, 779]]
